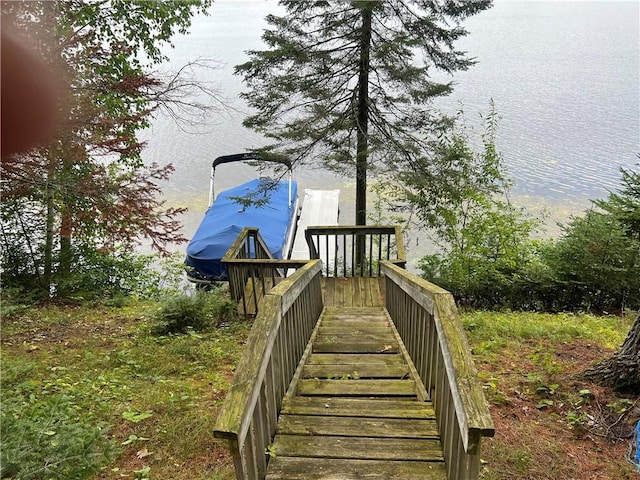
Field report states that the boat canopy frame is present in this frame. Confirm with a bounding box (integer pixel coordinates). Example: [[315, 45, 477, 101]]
[[209, 153, 294, 208]]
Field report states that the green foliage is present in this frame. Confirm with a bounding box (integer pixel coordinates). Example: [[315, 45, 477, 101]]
[[412, 110, 639, 312], [238, 0, 491, 221], [542, 210, 640, 311], [595, 163, 640, 237], [0, 394, 117, 479], [413, 107, 545, 309], [0, 299, 250, 479], [152, 290, 237, 335], [0, 1, 211, 298], [462, 310, 630, 349]]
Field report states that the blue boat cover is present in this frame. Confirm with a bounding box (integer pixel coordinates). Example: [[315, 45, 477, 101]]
[[185, 178, 298, 281]]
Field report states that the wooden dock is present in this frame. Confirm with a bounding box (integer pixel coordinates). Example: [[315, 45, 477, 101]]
[[290, 189, 340, 261]]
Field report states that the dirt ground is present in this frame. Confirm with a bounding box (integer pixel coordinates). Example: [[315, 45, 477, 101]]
[[476, 339, 639, 480]]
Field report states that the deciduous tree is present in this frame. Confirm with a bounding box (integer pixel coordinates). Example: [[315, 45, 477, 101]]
[[0, 0, 214, 296]]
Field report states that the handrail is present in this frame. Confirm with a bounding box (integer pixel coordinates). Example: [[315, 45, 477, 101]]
[[213, 260, 324, 480], [305, 225, 406, 276], [381, 261, 495, 480], [223, 228, 308, 317]]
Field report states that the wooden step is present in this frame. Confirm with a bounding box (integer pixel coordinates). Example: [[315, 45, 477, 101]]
[[266, 457, 447, 480], [303, 363, 409, 379], [280, 397, 436, 419], [306, 353, 405, 365], [297, 379, 416, 397], [271, 435, 444, 461], [277, 414, 440, 438]]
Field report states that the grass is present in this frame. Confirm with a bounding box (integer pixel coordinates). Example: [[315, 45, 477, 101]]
[[462, 310, 639, 480], [1, 300, 638, 479], [1, 299, 251, 480]]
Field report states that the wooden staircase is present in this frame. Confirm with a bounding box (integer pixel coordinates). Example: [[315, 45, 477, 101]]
[[266, 305, 447, 479], [214, 228, 494, 480]]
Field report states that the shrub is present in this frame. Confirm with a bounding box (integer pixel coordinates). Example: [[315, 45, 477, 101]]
[[0, 394, 116, 479], [542, 210, 640, 312], [152, 289, 237, 334]]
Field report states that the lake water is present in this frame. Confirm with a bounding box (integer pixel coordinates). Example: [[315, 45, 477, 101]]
[[141, 0, 639, 261]]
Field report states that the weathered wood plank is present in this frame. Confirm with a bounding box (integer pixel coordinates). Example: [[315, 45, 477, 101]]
[[381, 262, 495, 453], [323, 306, 385, 316], [315, 331, 396, 343], [321, 277, 334, 306], [312, 340, 399, 354], [303, 363, 409, 379], [344, 275, 354, 307], [280, 396, 436, 419], [266, 457, 447, 480], [297, 379, 416, 397], [271, 435, 444, 461], [318, 324, 391, 335], [319, 320, 389, 330], [214, 296, 282, 442], [306, 353, 405, 365], [277, 414, 440, 438]]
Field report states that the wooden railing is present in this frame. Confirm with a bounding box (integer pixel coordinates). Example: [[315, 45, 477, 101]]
[[223, 227, 309, 317], [213, 260, 324, 480], [305, 225, 406, 277], [381, 261, 495, 480]]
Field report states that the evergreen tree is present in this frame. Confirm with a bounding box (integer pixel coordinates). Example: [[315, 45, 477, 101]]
[[237, 0, 492, 225], [583, 164, 640, 391]]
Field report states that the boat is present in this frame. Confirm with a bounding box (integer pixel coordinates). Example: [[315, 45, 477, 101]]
[[185, 153, 299, 284]]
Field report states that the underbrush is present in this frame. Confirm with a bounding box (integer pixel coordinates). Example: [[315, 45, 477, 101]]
[[462, 310, 639, 480]]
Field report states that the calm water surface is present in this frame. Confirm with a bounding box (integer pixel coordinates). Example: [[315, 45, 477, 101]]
[[140, 0, 639, 259]]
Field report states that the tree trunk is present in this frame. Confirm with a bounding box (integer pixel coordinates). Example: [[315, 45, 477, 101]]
[[354, 5, 372, 272], [43, 153, 56, 294], [355, 5, 371, 227], [583, 312, 640, 391]]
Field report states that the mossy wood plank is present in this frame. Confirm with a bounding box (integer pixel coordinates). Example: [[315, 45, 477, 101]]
[[280, 396, 436, 419], [302, 363, 409, 379], [374, 278, 384, 306], [271, 435, 444, 461], [383, 308, 431, 402], [266, 457, 447, 480], [277, 414, 440, 438], [434, 294, 496, 450], [344, 275, 354, 307], [381, 262, 496, 453], [318, 324, 391, 335], [332, 278, 347, 307], [316, 331, 396, 343], [214, 296, 281, 441], [323, 306, 384, 315], [319, 320, 389, 330], [361, 276, 373, 307], [297, 379, 416, 396], [306, 353, 404, 365], [321, 277, 334, 306], [269, 260, 322, 312], [313, 339, 398, 354]]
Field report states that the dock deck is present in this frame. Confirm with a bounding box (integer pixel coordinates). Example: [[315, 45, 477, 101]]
[[290, 189, 340, 261]]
